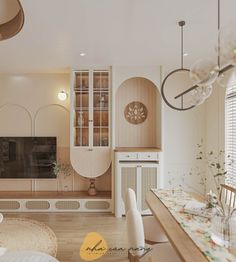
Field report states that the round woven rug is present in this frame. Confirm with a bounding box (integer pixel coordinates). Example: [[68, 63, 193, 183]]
[[0, 218, 57, 257]]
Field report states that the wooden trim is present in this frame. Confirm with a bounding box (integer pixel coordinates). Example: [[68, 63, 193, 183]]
[[146, 191, 208, 262], [221, 184, 236, 194], [114, 147, 161, 152]]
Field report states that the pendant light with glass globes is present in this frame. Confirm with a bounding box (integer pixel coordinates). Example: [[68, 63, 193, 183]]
[[161, 0, 236, 111]]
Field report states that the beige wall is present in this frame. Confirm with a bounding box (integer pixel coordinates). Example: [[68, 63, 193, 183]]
[[0, 74, 111, 192]]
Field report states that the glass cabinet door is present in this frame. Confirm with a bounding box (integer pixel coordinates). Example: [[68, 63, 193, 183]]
[[93, 71, 109, 147], [74, 71, 89, 146]]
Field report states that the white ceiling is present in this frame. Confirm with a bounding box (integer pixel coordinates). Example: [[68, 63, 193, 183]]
[[0, 0, 236, 73]]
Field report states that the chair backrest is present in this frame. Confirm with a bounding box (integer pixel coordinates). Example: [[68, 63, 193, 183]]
[[126, 208, 145, 258], [220, 184, 236, 213], [125, 188, 138, 214]]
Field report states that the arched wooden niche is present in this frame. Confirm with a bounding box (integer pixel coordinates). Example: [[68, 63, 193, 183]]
[[0, 0, 24, 41], [115, 77, 162, 148]]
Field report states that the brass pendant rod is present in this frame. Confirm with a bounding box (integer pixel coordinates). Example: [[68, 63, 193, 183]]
[[179, 20, 185, 69], [218, 0, 221, 68]]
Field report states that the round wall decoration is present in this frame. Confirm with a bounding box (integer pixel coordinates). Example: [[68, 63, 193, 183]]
[[124, 101, 148, 125]]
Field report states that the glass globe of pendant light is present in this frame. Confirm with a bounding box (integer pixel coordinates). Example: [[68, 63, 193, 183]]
[[190, 88, 205, 106], [190, 85, 213, 106], [190, 59, 219, 87], [217, 70, 232, 87], [220, 25, 236, 66]]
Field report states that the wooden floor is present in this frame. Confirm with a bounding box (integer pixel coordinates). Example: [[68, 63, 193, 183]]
[[3, 213, 129, 262]]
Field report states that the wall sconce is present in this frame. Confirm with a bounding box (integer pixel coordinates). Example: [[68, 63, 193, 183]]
[[57, 90, 68, 101]]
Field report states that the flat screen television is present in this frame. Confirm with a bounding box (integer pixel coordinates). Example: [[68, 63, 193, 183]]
[[0, 137, 57, 179]]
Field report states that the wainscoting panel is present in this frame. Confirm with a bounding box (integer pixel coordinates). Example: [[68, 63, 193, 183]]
[[0, 199, 112, 212]]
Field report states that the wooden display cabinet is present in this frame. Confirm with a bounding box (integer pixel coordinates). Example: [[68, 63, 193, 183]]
[[72, 70, 109, 148]]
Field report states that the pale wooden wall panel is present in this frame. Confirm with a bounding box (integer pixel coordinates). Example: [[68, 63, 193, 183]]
[[115, 77, 161, 147]]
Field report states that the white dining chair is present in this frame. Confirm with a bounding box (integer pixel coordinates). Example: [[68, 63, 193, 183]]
[[126, 188, 168, 243], [0, 213, 3, 224], [126, 208, 181, 262]]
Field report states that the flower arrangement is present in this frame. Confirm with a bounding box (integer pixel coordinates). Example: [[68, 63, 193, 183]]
[[52, 161, 74, 178], [196, 142, 233, 216]]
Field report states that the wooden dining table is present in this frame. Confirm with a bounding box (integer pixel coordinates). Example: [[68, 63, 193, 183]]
[[146, 190, 236, 262]]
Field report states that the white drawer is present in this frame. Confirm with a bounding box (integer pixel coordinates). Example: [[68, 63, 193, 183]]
[[138, 152, 159, 161], [119, 152, 138, 160]]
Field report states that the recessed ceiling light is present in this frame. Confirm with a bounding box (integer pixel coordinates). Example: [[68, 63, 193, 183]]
[[80, 53, 86, 57], [11, 75, 27, 81], [183, 53, 188, 57]]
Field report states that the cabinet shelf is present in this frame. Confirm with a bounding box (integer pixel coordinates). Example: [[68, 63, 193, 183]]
[[74, 90, 89, 93], [75, 107, 89, 111], [75, 108, 109, 111], [94, 108, 109, 111], [93, 89, 109, 92], [93, 126, 109, 128]]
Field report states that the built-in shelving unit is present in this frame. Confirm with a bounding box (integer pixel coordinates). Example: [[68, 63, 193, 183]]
[[114, 77, 162, 217], [72, 70, 109, 148], [70, 69, 112, 198]]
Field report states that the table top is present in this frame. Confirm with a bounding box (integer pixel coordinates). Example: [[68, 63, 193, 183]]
[[146, 190, 236, 262]]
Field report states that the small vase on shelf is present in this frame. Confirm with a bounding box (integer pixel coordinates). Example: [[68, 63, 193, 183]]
[[78, 112, 84, 127], [88, 179, 97, 196]]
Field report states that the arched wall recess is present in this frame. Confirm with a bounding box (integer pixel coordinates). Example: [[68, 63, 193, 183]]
[[33, 104, 69, 145], [115, 77, 162, 148], [0, 0, 24, 41], [0, 103, 32, 136]]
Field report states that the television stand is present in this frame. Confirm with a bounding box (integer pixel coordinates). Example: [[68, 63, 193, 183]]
[[0, 191, 112, 213]]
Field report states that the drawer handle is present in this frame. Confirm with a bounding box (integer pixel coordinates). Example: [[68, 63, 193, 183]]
[[88, 148, 93, 151], [147, 155, 151, 158], [126, 155, 130, 158]]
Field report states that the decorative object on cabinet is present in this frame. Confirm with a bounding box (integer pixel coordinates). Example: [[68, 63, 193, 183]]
[[52, 161, 73, 192], [114, 149, 160, 217], [88, 179, 97, 196], [0, 0, 24, 41], [77, 112, 84, 127], [124, 101, 148, 125], [70, 69, 111, 196]]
